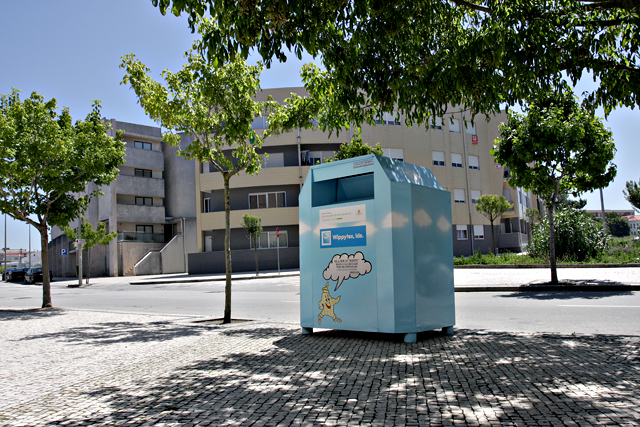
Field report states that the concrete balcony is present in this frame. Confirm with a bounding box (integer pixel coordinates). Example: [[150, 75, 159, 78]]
[[200, 166, 310, 192], [116, 204, 166, 224], [124, 146, 164, 171], [116, 175, 165, 198], [201, 206, 299, 230]]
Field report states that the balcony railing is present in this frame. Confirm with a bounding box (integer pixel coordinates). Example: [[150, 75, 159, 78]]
[[117, 232, 167, 244]]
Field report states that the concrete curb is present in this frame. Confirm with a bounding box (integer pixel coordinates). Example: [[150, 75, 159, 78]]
[[129, 272, 300, 285], [454, 263, 640, 269], [455, 284, 640, 292]]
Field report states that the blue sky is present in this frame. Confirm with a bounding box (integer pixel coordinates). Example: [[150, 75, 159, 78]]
[[1, 0, 638, 250]]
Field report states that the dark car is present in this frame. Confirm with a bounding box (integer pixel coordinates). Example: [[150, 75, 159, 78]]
[[24, 268, 53, 284], [7, 267, 28, 282], [3, 268, 16, 281]]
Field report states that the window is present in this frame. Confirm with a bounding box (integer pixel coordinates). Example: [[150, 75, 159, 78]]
[[454, 189, 466, 204], [251, 116, 268, 130], [430, 117, 443, 130], [432, 151, 445, 166], [134, 168, 152, 178], [249, 191, 286, 209], [471, 190, 482, 204], [473, 225, 484, 239], [135, 197, 153, 206], [382, 148, 404, 161], [449, 118, 460, 133], [203, 198, 210, 213], [468, 156, 479, 170], [134, 141, 152, 150], [305, 151, 334, 165], [465, 122, 477, 136], [451, 153, 463, 168], [456, 225, 468, 240], [250, 230, 288, 249], [136, 225, 153, 234], [263, 152, 284, 168]]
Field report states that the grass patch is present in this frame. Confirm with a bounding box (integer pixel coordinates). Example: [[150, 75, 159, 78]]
[[454, 236, 640, 265]]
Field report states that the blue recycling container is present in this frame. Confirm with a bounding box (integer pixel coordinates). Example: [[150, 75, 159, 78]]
[[299, 154, 455, 342]]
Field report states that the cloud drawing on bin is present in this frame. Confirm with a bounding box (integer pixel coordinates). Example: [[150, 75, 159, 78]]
[[323, 251, 372, 291]]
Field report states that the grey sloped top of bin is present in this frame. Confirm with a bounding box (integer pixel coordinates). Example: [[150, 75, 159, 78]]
[[374, 155, 443, 189]]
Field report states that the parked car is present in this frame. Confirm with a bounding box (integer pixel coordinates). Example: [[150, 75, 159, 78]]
[[3, 268, 17, 281], [6, 267, 28, 282], [24, 268, 53, 284]]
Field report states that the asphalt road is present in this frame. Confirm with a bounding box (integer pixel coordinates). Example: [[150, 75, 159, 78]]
[[2, 267, 639, 336]]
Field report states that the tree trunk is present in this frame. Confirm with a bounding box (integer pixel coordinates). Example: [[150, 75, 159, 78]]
[[39, 226, 52, 308], [223, 173, 232, 324], [548, 199, 559, 285], [254, 238, 259, 276], [490, 219, 496, 255]]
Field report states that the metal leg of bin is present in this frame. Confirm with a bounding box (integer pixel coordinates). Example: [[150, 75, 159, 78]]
[[302, 327, 313, 335], [404, 333, 417, 343], [442, 326, 454, 335]]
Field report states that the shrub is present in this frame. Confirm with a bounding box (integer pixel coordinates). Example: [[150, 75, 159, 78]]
[[526, 207, 610, 262]]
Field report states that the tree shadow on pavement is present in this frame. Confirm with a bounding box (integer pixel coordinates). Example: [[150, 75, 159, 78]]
[[498, 278, 634, 300], [0, 308, 65, 321], [16, 320, 207, 345], [26, 325, 640, 427]]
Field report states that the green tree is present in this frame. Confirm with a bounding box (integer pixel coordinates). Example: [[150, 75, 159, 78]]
[[151, 0, 640, 123], [63, 217, 117, 285], [525, 208, 542, 227], [605, 212, 631, 237], [474, 194, 513, 255], [241, 214, 263, 276], [493, 87, 616, 284], [527, 207, 609, 262], [121, 26, 301, 323], [623, 178, 640, 212], [556, 193, 587, 210], [0, 89, 125, 307], [324, 130, 383, 163]]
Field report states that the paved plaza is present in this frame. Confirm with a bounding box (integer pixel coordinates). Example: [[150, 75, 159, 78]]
[[2, 306, 639, 426]]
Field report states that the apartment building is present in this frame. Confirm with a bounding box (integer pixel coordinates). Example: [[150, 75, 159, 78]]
[[189, 88, 539, 274], [49, 120, 197, 277], [622, 215, 640, 235]]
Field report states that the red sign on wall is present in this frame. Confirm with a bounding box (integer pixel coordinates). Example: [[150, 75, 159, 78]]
[[472, 135, 478, 144]]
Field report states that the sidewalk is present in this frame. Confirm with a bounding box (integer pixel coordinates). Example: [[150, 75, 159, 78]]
[[2, 308, 639, 426]]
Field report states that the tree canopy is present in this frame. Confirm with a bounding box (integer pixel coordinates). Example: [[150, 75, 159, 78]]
[[151, 0, 640, 124], [63, 217, 117, 285], [0, 89, 125, 307], [493, 87, 616, 283], [241, 213, 263, 276], [121, 27, 303, 323], [324, 130, 383, 163], [475, 194, 513, 254], [623, 178, 640, 211], [605, 211, 631, 237]]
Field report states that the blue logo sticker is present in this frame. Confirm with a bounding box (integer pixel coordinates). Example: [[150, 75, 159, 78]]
[[320, 226, 366, 248]]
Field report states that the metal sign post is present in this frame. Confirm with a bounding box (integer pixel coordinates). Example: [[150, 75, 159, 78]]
[[75, 239, 86, 287], [276, 228, 280, 275]]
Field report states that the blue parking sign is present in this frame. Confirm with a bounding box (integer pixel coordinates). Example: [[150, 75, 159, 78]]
[[60, 248, 67, 256]]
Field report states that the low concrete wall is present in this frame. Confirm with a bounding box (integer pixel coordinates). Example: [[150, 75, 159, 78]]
[[119, 242, 164, 276], [134, 251, 162, 276], [189, 247, 299, 274], [161, 235, 186, 274]]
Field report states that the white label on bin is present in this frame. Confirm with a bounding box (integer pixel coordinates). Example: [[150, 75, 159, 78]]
[[320, 204, 366, 224]]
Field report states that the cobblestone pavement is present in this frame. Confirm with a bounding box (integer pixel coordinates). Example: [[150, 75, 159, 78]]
[[2, 308, 639, 426]]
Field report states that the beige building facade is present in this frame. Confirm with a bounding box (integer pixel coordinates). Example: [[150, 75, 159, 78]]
[[189, 88, 540, 273]]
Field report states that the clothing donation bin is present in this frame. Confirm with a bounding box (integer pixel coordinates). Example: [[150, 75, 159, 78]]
[[299, 154, 455, 342]]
